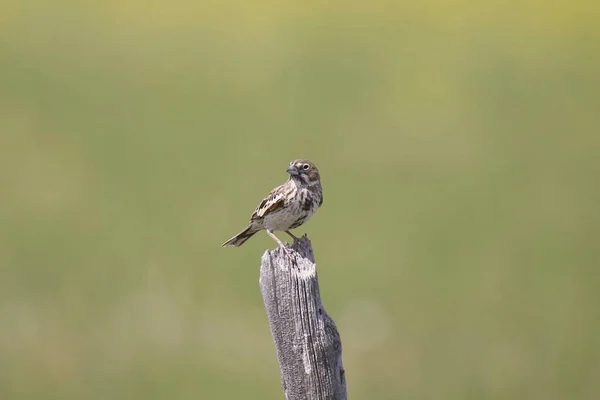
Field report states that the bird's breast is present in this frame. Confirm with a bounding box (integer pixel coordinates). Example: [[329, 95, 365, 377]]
[[261, 188, 320, 231]]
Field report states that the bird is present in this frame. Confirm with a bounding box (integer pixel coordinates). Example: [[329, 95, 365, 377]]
[[222, 159, 323, 248]]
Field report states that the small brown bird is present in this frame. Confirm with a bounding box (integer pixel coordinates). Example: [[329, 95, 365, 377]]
[[222, 159, 323, 248]]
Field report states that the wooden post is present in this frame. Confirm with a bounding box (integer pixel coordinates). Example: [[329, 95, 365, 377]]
[[259, 235, 347, 400]]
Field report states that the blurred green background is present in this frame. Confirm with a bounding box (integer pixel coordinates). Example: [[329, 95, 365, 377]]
[[1, 1, 599, 399]]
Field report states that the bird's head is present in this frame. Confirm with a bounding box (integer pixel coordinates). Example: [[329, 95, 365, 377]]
[[286, 159, 320, 186]]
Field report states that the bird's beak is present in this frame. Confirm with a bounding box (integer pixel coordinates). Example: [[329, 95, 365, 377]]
[[286, 165, 299, 176]]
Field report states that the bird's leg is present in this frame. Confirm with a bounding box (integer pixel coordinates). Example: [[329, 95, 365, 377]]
[[267, 230, 293, 255], [267, 229, 287, 247], [285, 230, 300, 242]]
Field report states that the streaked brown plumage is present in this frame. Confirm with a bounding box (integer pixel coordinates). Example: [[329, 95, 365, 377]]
[[222, 159, 323, 248]]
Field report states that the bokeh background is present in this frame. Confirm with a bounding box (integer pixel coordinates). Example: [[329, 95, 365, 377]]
[[1, 1, 599, 399]]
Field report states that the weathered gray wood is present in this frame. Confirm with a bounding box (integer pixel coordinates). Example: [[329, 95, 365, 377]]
[[259, 235, 347, 400]]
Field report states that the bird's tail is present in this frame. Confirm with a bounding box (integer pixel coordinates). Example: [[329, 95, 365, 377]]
[[221, 225, 259, 247]]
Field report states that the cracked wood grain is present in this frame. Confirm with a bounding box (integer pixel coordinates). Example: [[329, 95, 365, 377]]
[[259, 236, 347, 400]]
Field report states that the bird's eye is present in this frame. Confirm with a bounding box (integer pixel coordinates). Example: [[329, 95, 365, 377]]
[[302, 164, 310, 170]]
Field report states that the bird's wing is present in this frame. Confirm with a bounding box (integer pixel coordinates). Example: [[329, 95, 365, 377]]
[[250, 185, 286, 221]]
